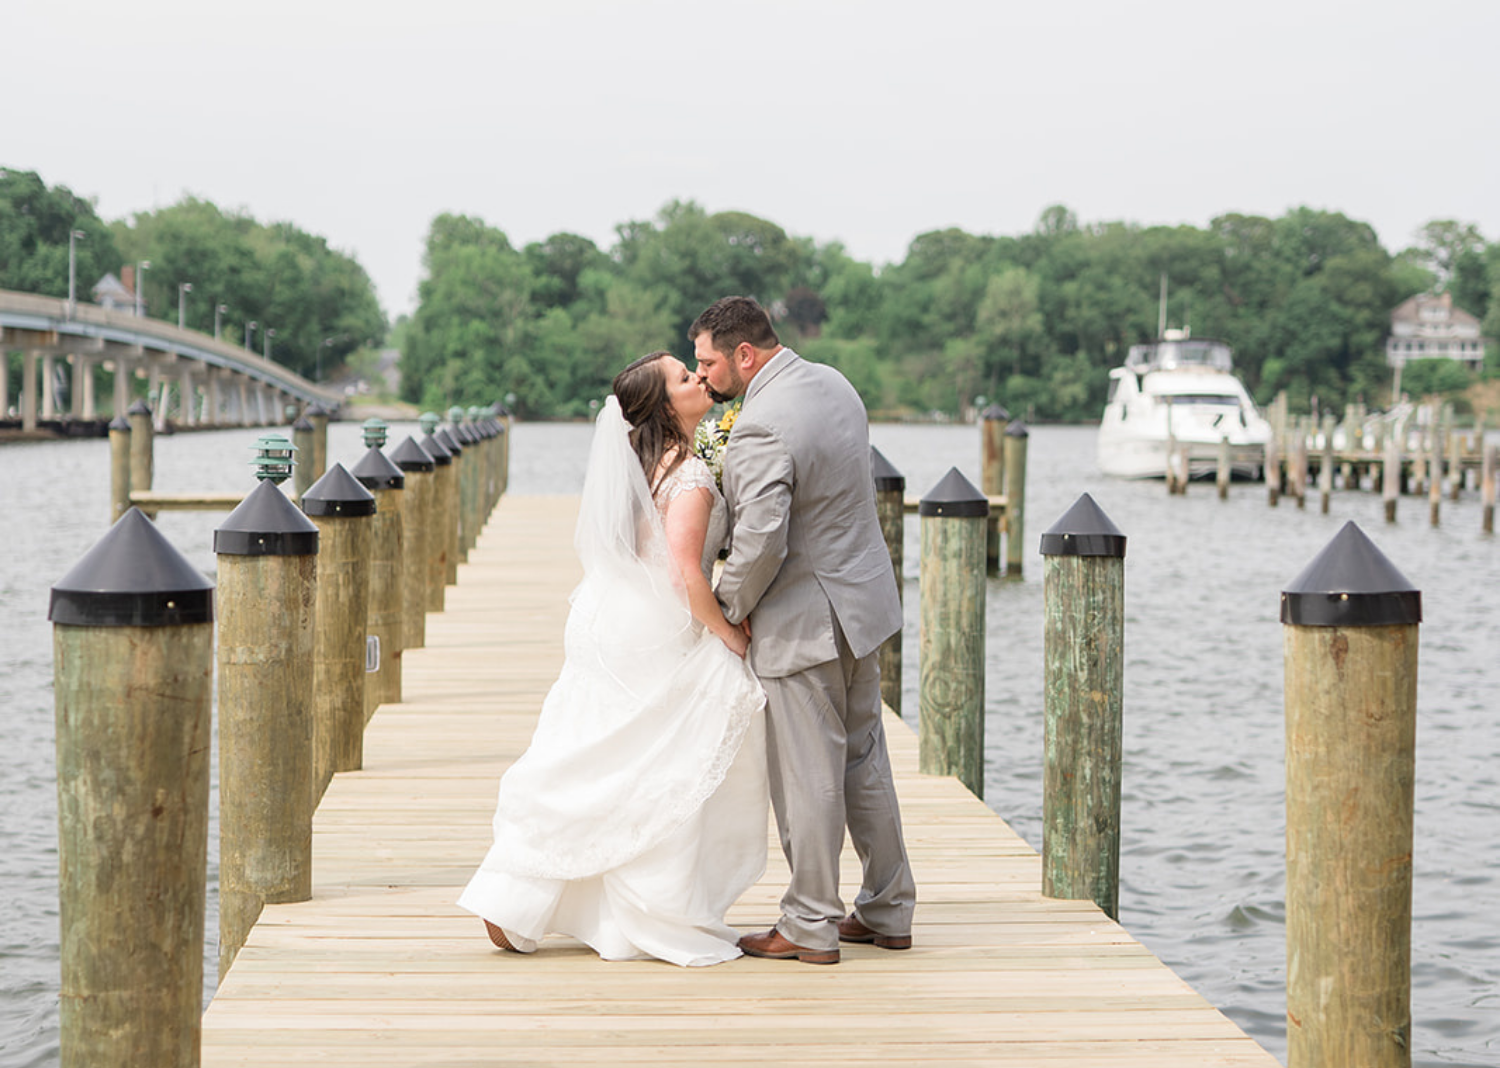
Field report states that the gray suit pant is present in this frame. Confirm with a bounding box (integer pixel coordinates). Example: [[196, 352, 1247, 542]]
[[761, 624, 916, 951]]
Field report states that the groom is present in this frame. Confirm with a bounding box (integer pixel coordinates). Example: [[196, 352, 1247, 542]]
[[691, 295, 916, 965]]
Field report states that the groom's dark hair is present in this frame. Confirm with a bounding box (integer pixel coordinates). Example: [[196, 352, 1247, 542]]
[[689, 296, 779, 354]]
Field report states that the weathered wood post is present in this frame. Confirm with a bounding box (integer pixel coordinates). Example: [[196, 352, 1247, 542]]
[[1483, 443, 1495, 535], [980, 404, 1008, 574], [390, 435, 435, 650], [918, 468, 988, 798], [212, 436, 319, 979], [50, 509, 215, 1068], [301, 463, 376, 797], [1266, 431, 1281, 506], [1447, 424, 1463, 501], [1320, 414, 1336, 514], [1383, 424, 1401, 523], [436, 424, 465, 583], [1282, 521, 1420, 1068], [1039, 493, 1127, 921], [1003, 421, 1029, 577], [419, 418, 453, 612], [1216, 434, 1231, 500], [308, 404, 330, 482], [127, 398, 154, 515], [108, 414, 131, 521], [1428, 422, 1442, 527], [352, 418, 405, 719], [1165, 432, 1182, 495], [446, 407, 473, 561], [292, 412, 316, 499], [497, 404, 512, 497], [1294, 418, 1309, 510], [872, 446, 905, 716]]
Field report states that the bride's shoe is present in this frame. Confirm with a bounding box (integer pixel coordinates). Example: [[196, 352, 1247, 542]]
[[484, 920, 521, 953]]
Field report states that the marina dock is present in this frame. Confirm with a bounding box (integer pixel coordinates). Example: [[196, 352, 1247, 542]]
[[200, 493, 1280, 1067]]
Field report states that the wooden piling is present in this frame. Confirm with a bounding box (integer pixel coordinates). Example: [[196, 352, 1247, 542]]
[[918, 468, 988, 798], [1482, 443, 1495, 535], [1216, 435, 1230, 500], [292, 414, 316, 499], [981, 404, 1008, 574], [1282, 522, 1420, 1068], [1383, 428, 1400, 523], [871, 446, 905, 717], [1428, 426, 1442, 527], [352, 444, 406, 718], [436, 427, 464, 583], [1003, 421, 1028, 577], [213, 479, 320, 979], [1266, 432, 1280, 507], [301, 464, 376, 797], [127, 399, 154, 514], [308, 405, 330, 482], [1039, 493, 1127, 921], [50, 509, 215, 1068], [1319, 415, 1335, 514], [108, 415, 131, 522], [419, 430, 453, 611], [390, 436, 435, 650]]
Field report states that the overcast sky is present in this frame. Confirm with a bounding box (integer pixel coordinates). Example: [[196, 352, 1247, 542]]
[[7, 0, 1498, 319]]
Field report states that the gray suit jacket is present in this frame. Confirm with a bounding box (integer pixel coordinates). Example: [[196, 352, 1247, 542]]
[[715, 349, 902, 678]]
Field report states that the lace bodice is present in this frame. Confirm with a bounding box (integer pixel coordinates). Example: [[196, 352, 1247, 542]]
[[655, 456, 728, 578]]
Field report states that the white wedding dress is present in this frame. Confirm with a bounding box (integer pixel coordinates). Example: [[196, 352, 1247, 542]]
[[458, 400, 768, 966]]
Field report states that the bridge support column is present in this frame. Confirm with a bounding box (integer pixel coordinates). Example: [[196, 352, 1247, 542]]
[[72, 357, 95, 419], [206, 370, 222, 426], [22, 351, 38, 432], [238, 377, 251, 427], [42, 355, 57, 419], [179, 367, 196, 427]]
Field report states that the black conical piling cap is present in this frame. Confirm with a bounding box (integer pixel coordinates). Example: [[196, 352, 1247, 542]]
[[982, 404, 1010, 421], [870, 446, 905, 493], [420, 432, 453, 465], [127, 399, 151, 417], [1039, 493, 1126, 558], [389, 435, 435, 473], [436, 427, 463, 454], [109, 415, 130, 432], [351, 445, 405, 491], [1281, 521, 1421, 627], [918, 467, 989, 518], [215, 479, 320, 556], [50, 508, 215, 627], [301, 462, 377, 518], [1005, 420, 1029, 438]]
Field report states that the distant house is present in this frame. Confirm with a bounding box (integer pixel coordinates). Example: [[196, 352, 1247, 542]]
[[1386, 292, 1487, 372], [92, 272, 134, 312]]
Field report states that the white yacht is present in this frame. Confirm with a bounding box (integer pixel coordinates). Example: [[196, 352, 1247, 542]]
[[1096, 330, 1272, 480]]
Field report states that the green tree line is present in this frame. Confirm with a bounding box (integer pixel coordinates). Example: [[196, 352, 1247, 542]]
[[403, 201, 1500, 420], [1, 167, 385, 382]]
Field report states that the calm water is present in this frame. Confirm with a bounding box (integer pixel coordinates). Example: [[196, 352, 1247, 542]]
[[2, 422, 1497, 1066]]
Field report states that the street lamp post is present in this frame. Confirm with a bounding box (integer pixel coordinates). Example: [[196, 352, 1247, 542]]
[[134, 260, 151, 317], [263, 328, 276, 360], [214, 304, 228, 340], [316, 336, 344, 383], [245, 321, 257, 350], [178, 283, 193, 330], [67, 230, 86, 319]]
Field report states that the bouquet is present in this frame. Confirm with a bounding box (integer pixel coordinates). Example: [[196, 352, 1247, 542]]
[[693, 400, 741, 488]]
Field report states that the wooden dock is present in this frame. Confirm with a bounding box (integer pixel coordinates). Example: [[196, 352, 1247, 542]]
[[201, 494, 1280, 1067]]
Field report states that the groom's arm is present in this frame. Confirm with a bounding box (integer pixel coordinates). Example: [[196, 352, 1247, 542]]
[[715, 419, 792, 626]]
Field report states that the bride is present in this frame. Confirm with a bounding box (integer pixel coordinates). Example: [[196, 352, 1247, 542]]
[[457, 351, 769, 966]]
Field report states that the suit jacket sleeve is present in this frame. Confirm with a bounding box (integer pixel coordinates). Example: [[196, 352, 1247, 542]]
[[715, 417, 792, 626]]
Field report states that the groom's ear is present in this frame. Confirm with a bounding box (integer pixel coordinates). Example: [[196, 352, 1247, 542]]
[[735, 342, 755, 370]]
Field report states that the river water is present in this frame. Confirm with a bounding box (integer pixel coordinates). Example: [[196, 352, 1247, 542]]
[[1, 421, 1496, 1067]]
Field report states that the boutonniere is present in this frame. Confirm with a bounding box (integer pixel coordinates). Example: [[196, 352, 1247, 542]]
[[693, 400, 742, 488]]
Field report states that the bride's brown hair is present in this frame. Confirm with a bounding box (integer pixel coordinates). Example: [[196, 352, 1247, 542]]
[[612, 351, 693, 497]]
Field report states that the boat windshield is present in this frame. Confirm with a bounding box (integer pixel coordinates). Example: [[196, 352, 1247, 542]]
[[1162, 394, 1240, 406], [1125, 340, 1234, 373]]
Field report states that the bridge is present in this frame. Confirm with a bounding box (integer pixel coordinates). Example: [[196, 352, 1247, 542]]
[[0, 288, 342, 433]]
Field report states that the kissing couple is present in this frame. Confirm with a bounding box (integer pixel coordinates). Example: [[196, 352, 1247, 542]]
[[458, 296, 916, 965]]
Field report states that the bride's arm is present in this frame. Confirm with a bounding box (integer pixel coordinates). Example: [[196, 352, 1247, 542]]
[[664, 486, 750, 658]]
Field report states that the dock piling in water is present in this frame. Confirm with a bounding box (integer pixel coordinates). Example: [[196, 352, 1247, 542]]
[[108, 414, 131, 521], [1282, 522, 1419, 1068], [1039, 493, 1127, 921], [213, 444, 320, 979], [1003, 420, 1029, 577], [917, 468, 988, 798], [980, 404, 1008, 574], [50, 509, 214, 1068]]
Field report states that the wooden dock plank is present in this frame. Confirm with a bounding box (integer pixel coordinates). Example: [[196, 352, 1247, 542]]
[[201, 494, 1278, 1067]]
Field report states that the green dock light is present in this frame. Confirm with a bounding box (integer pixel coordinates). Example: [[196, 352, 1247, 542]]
[[252, 434, 297, 484], [419, 411, 439, 435], [446, 405, 464, 426], [362, 417, 389, 450]]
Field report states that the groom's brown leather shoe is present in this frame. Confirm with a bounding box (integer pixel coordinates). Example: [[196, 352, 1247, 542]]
[[738, 928, 839, 964], [838, 913, 912, 950], [484, 920, 520, 953]]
